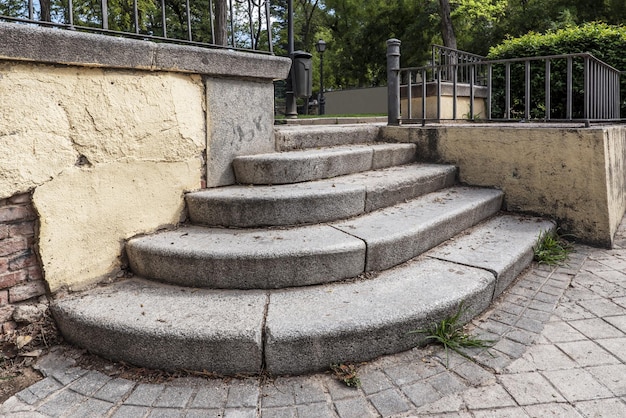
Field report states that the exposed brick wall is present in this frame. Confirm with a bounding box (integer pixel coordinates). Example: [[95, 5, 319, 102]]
[[0, 192, 47, 334]]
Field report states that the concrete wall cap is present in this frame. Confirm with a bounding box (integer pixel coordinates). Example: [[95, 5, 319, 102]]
[[0, 22, 291, 80]]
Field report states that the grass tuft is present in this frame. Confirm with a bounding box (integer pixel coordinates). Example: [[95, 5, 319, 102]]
[[409, 303, 493, 367], [533, 229, 573, 266]]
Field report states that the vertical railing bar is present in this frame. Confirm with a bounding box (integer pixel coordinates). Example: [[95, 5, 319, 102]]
[[452, 63, 457, 119], [505, 63, 511, 120], [229, 0, 235, 47], [470, 64, 475, 120], [209, 0, 215, 43], [133, 0, 139, 34], [161, 0, 167, 37], [102, 0, 108, 30], [525, 60, 531, 120], [567, 57, 573, 120], [247, 0, 254, 49], [186, 0, 192, 40], [422, 69, 427, 124], [584, 56, 589, 120], [437, 67, 442, 120], [265, 0, 273, 54], [386, 39, 401, 126], [28, 0, 33, 20], [487, 63, 492, 120], [68, 0, 74, 27], [407, 72, 413, 120], [545, 59, 551, 120]]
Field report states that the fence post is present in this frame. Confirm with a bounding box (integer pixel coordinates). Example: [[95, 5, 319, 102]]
[[387, 39, 401, 126]]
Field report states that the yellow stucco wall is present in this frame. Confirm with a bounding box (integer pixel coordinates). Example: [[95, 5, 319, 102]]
[[0, 62, 205, 291], [383, 125, 626, 247]]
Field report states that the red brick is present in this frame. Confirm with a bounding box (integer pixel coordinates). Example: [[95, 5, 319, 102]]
[[8, 193, 32, 205], [0, 271, 26, 289], [0, 225, 9, 240], [0, 205, 35, 223], [0, 305, 14, 322], [0, 237, 28, 256], [9, 250, 38, 271], [0, 290, 8, 305], [9, 281, 47, 302], [9, 222, 35, 238], [26, 266, 43, 281]]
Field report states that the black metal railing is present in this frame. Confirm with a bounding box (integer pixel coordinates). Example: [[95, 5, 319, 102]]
[[0, 0, 273, 53], [388, 39, 623, 126]]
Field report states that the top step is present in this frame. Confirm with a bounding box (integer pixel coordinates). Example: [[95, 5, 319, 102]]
[[232, 143, 416, 185], [274, 123, 383, 151]]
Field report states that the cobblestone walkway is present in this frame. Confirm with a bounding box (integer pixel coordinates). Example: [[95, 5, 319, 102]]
[[2, 222, 626, 417]]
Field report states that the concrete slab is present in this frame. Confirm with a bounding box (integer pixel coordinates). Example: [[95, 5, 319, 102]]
[[332, 187, 503, 271], [232, 144, 416, 185], [126, 225, 366, 289], [264, 258, 495, 375], [51, 279, 266, 374], [429, 215, 555, 297]]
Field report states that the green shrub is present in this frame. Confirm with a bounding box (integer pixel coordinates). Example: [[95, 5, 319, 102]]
[[486, 22, 626, 119]]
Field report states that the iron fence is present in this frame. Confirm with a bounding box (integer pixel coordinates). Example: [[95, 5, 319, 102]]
[[388, 39, 623, 126], [0, 0, 273, 53]]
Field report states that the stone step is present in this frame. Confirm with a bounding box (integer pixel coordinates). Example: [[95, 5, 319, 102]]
[[127, 186, 502, 289], [52, 214, 553, 375], [274, 124, 383, 151], [232, 143, 416, 185], [186, 163, 456, 227]]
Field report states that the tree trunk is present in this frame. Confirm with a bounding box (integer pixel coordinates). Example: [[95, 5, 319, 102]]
[[438, 0, 456, 49], [214, 0, 228, 46], [40, 0, 51, 22]]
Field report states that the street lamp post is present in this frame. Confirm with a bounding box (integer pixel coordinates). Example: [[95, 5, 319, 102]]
[[315, 39, 326, 115]]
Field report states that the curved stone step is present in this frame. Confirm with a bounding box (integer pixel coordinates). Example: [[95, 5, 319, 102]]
[[52, 214, 550, 376], [128, 186, 501, 289], [126, 225, 367, 289], [232, 143, 416, 185], [186, 164, 456, 227], [274, 124, 383, 151], [51, 279, 267, 374]]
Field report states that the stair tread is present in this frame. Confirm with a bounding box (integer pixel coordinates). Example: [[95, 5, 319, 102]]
[[186, 163, 456, 227], [232, 143, 416, 184], [53, 213, 549, 375], [128, 186, 501, 289]]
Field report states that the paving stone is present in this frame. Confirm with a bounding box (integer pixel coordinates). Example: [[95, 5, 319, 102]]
[[359, 369, 395, 395], [296, 402, 336, 418], [587, 364, 626, 396], [111, 404, 150, 418], [498, 372, 565, 405], [489, 311, 518, 326], [185, 409, 223, 418], [577, 298, 625, 317], [596, 337, 626, 363], [427, 372, 468, 395], [472, 350, 513, 373], [515, 317, 545, 334], [225, 381, 259, 408], [324, 378, 362, 401], [148, 408, 184, 417], [0, 396, 36, 414], [506, 344, 577, 372], [477, 319, 511, 336], [38, 389, 86, 417], [222, 408, 257, 418], [154, 386, 195, 408], [16, 377, 64, 405], [493, 337, 527, 359], [498, 302, 526, 316], [575, 398, 626, 418], [605, 315, 626, 334], [93, 378, 136, 402], [504, 328, 539, 346], [261, 380, 296, 408], [557, 340, 621, 367], [614, 296, 626, 309], [123, 383, 164, 406], [450, 359, 496, 387], [542, 369, 613, 402], [523, 403, 583, 417], [67, 371, 112, 396], [189, 383, 228, 409], [293, 378, 327, 405], [334, 397, 378, 418], [520, 308, 552, 322], [400, 381, 440, 408], [471, 407, 529, 418], [368, 389, 412, 416], [462, 385, 516, 410], [542, 321, 587, 343], [552, 301, 597, 321], [415, 393, 464, 414], [382, 362, 427, 386], [68, 397, 115, 417]]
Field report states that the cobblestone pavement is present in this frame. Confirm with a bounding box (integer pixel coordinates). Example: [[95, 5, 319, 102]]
[[2, 222, 626, 417]]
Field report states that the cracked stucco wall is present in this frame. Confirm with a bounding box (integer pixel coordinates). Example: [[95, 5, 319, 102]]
[[0, 62, 205, 291]]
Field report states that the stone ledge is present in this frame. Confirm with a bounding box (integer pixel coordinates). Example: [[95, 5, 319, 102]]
[[0, 22, 291, 80]]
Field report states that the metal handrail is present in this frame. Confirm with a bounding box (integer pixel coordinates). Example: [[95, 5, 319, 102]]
[[387, 39, 623, 126], [0, 0, 273, 53]]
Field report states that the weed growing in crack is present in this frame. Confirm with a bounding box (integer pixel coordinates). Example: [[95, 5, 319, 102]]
[[330, 363, 361, 388], [533, 229, 573, 266], [409, 303, 493, 367]]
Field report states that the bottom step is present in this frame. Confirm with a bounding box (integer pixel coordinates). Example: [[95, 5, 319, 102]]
[[52, 215, 554, 375]]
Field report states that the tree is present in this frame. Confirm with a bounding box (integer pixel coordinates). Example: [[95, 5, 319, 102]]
[[438, 0, 456, 49]]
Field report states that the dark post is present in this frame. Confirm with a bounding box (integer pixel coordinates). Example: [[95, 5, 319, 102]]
[[316, 39, 327, 115], [387, 39, 401, 126], [285, 0, 298, 118]]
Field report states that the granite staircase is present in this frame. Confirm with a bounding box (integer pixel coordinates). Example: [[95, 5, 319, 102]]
[[52, 125, 554, 376]]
